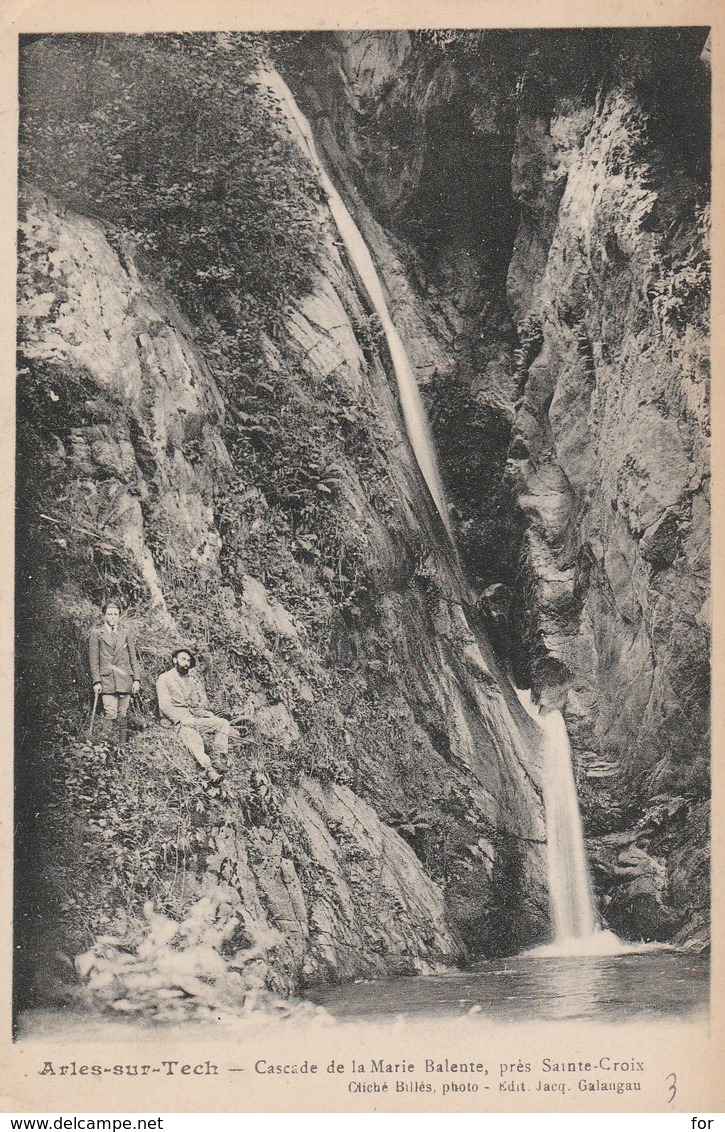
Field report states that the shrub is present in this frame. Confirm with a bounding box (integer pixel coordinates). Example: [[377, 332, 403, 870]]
[[19, 33, 321, 346]]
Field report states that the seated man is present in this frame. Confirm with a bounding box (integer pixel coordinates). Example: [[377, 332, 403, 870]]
[[156, 646, 238, 783]]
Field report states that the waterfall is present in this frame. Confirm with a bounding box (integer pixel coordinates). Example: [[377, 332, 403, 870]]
[[535, 698, 598, 941], [264, 68, 634, 959], [261, 68, 454, 542], [516, 690, 625, 955]]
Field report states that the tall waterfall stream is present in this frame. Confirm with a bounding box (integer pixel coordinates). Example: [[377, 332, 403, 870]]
[[261, 68, 454, 542]]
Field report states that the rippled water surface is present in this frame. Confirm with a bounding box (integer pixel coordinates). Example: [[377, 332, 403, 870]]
[[308, 950, 709, 1024]]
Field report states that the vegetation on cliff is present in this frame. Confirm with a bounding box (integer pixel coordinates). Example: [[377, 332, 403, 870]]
[[20, 34, 320, 335], [17, 33, 551, 1020]]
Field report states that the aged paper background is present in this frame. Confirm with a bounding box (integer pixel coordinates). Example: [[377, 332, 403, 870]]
[[0, 0, 722, 1114]]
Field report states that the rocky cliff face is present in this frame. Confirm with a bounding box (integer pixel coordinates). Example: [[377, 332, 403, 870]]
[[16, 140, 546, 1008], [285, 28, 710, 945], [505, 73, 710, 945], [15, 30, 710, 1017]]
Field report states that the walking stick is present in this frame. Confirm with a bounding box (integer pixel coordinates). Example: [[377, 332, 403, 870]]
[[87, 687, 100, 741]]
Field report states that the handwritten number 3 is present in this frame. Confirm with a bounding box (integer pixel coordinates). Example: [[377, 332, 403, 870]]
[[667, 1073, 677, 1104]]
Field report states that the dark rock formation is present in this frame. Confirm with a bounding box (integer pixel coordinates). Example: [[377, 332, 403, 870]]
[[503, 39, 710, 944]]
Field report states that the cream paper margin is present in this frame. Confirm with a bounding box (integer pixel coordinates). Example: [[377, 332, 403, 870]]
[[0, 0, 721, 1115]]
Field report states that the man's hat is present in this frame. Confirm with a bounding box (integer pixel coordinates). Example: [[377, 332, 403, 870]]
[[171, 645, 197, 667]]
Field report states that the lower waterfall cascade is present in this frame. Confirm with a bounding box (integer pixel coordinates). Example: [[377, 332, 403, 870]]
[[516, 690, 627, 956]]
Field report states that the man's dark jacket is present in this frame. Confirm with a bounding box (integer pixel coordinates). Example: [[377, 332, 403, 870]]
[[88, 624, 141, 694]]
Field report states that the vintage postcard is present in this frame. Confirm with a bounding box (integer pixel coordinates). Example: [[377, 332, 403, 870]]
[[0, 0, 721, 1115]]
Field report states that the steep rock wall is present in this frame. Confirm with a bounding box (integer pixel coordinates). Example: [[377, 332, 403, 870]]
[[17, 160, 546, 1008], [506, 80, 710, 944]]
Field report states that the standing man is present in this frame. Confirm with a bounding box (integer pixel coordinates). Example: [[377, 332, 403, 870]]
[[88, 600, 141, 751], [156, 646, 238, 784]]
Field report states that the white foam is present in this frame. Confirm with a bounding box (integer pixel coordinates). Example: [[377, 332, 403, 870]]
[[524, 930, 669, 959]]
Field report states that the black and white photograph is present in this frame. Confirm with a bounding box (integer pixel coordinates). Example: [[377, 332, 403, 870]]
[[4, 5, 719, 1115]]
